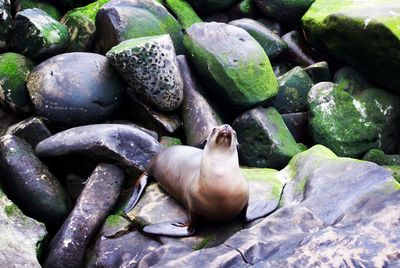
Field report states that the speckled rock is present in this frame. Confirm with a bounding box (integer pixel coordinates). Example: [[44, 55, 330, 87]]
[[0, 188, 47, 267], [177, 55, 222, 147], [308, 82, 400, 157], [95, 0, 183, 54], [184, 22, 278, 108], [44, 163, 124, 268], [35, 124, 163, 175], [6, 116, 51, 148], [233, 107, 303, 168], [0, 52, 35, 114], [271, 66, 314, 113], [15, 8, 70, 60], [107, 34, 183, 111], [303, 61, 331, 83], [0, 0, 13, 50], [229, 18, 287, 59], [14, 0, 61, 20], [0, 135, 71, 226], [27, 52, 124, 127], [61, 0, 109, 52]]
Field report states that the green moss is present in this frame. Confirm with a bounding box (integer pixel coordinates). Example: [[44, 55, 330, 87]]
[[239, 0, 251, 13], [165, 0, 202, 30], [4, 204, 19, 217], [65, 0, 109, 21], [105, 215, 123, 227], [160, 136, 182, 147], [384, 166, 400, 184], [193, 234, 216, 250], [17, 0, 61, 20], [241, 167, 284, 200]]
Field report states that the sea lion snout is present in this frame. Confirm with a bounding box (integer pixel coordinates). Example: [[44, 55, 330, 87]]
[[215, 125, 235, 146]]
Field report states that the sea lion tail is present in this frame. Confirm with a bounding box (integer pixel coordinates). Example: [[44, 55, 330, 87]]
[[123, 172, 150, 214]]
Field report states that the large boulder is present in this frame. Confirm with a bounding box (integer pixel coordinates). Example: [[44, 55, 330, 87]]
[[302, 0, 400, 93], [184, 22, 278, 109]]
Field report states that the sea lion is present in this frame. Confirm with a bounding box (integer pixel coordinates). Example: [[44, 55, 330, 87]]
[[124, 124, 278, 237]]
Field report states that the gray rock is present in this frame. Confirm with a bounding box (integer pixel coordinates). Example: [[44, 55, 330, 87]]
[[281, 112, 309, 144], [27, 52, 125, 127], [0, 107, 22, 135], [65, 173, 86, 201], [303, 61, 331, 83], [44, 163, 125, 268], [177, 55, 222, 147], [0, 188, 47, 267], [107, 34, 183, 111], [36, 124, 162, 175], [0, 134, 71, 226], [7, 116, 51, 148], [0, 0, 13, 50], [281, 30, 320, 67]]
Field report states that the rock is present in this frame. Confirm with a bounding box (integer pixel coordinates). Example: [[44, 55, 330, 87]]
[[177, 55, 222, 147], [333, 66, 374, 94], [0, 0, 13, 50], [160, 136, 182, 147], [65, 173, 86, 201], [254, 0, 315, 26], [258, 18, 283, 36], [281, 30, 320, 67], [0, 107, 22, 135], [86, 215, 161, 267], [0, 52, 35, 114], [272, 62, 290, 77], [271, 66, 314, 113], [281, 112, 309, 144], [61, 0, 109, 52], [106, 34, 183, 111], [303, 61, 331, 83], [0, 188, 47, 267], [35, 124, 163, 175], [15, 8, 70, 60], [229, 18, 287, 59], [233, 107, 303, 168], [44, 163, 124, 268], [27, 52, 125, 127], [187, 0, 239, 14], [14, 0, 61, 20], [227, 0, 258, 20], [110, 120, 159, 140], [302, 0, 400, 93], [184, 22, 278, 108], [203, 12, 229, 23], [138, 145, 400, 266], [0, 135, 71, 226], [95, 0, 183, 54], [6, 116, 51, 148], [125, 92, 182, 135], [165, 0, 202, 30], [363, 149, 400, 166], [308, 82, 400, 157]]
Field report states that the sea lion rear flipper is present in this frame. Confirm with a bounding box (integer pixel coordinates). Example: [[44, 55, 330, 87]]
[[245, 200, 279, 222], [124, 172, 150, 213], [143, 220, 195, 237]]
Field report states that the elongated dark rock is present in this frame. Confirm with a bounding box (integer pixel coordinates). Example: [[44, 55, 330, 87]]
[[0, 135, 71, 226], [7, 116, 51, 148], [36, 124, 162, 174], [44, 163, 124, 268]]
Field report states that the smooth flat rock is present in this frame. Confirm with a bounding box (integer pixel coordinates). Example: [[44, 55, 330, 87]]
[[107, 34, 183, 111], [35, 124, 162, 174], [0, 135, 71, 227], [44, 163, 124, 268], [303, 0, 400, 93], [0, 188, 47, 267], [27, 52, 125, 127], [7, 116, 51, 148], [184, 22, 278, 108]]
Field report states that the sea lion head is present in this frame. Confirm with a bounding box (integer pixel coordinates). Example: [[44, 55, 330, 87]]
[[205, 124, 238, 153]]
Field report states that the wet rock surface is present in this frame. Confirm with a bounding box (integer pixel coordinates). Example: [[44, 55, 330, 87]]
[[7, 116, 51, 148]]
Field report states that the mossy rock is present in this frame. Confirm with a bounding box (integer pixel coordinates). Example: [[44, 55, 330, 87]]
[[333, 66, 374, 94], [302, 0, 400, 93], [165, 0, 202, 30], [160, 136, 182, 147], [0, 52, 35, 114], [0, 0, 13, 50], [308, 82, 400, 157], [15, 8, 70, 60], [14, 0, 61, 20], [363, 149, 400, 166], [61, 0, 110, 52], [303, 61, 331, 83], [233, 107, 304, 168], [184, 22, 278, 109], [271, 66, 314, 113]]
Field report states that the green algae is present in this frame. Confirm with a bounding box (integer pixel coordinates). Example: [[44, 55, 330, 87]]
[[165, 0, 202, 30]]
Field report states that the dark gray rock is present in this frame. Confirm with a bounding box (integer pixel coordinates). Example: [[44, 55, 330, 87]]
[[333, 66, 374, 94], [0, 135, 71, 226], [229, 18, 287, 59], [27, 52, 125, 127], [0, 188, 47, 267], [15, 8, 70, 60], [0, 0, 13, 50], [303, 61, 331, 83], [0, 107, 22, 135], [65, 173, 86, 201], [95, 0, 184, 55], [44, 163, 125, 268], [107, 34, 183, 111], [233, 107, 303, 168], [7, 116, 51, 148], [282, 112, 309, 144], [281, 30, 320, 67], [177, 55, 222, 147], [35, 124, 163, 175]]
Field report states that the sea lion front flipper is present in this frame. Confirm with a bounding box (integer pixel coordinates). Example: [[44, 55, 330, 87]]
[[143, 220, 195, 237], [124, 172, 150, 214], [245, 200, 279, 222]]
